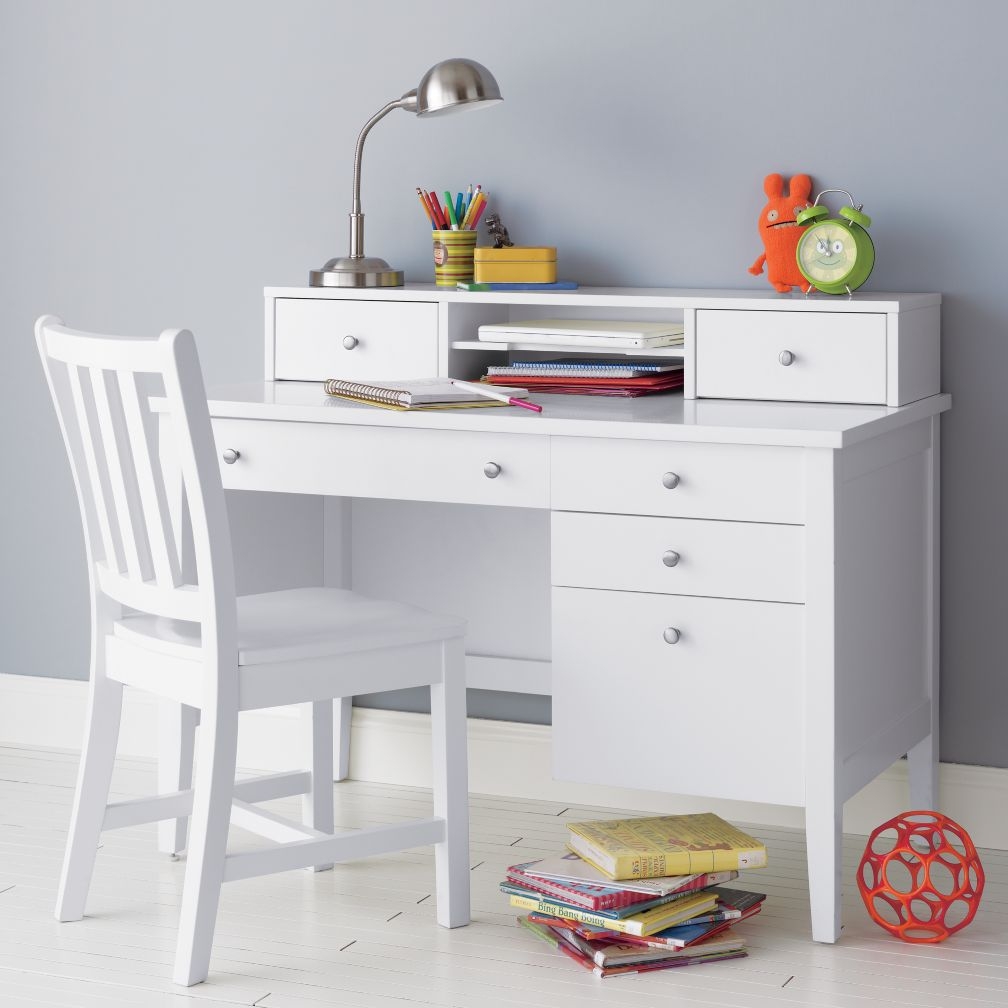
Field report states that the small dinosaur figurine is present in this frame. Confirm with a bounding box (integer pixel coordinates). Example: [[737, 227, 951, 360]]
[[749, 173, 813, 293], [484, 212, 513, 249]]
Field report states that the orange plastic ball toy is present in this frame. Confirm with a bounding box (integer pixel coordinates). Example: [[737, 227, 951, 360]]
[[857, 811, 984, 943]]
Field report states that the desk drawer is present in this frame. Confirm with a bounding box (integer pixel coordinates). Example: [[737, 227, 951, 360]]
[[272, 298, 438, 381], [213, 418, 548, 508], [696, 309, 887, 404], [552, 587, 804, 806], [551, 512, 804, 603], [551, 437, 804, 524]]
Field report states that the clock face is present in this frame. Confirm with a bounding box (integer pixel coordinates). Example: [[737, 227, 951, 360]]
[[798, 223, 857, 283]]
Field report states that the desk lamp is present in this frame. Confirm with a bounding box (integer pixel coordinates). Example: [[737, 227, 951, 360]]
[[309, 58, 503, 288]]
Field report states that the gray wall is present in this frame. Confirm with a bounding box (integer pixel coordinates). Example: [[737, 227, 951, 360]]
[[2, 0, 1005, 767]]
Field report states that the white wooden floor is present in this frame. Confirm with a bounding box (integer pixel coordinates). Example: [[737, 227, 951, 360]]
[[1, 744, 1006, 1007]]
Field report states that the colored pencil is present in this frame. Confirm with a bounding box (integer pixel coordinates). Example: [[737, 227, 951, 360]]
[[416, 188, 433, 227]]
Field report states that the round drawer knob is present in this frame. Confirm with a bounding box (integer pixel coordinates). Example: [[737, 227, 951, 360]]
[[662, 549, 681, 568], [222, 449, 241, 465], [483, 461, 502, 479], [342, 335, 359, 350], [779, 350, 795, 366], [663, 627, 681, 645], [662, 471, 680, 490]]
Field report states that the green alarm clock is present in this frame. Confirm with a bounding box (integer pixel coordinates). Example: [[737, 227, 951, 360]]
[[795, 190, 874, 295]]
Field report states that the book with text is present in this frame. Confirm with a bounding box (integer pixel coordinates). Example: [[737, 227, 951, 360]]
[[506, 861, 675, 912], [522, 851, 738, 895], [503, 882, 717, 936], [567, 812, 767, 880], [675, 887, 767, 926], [518, 916, 747, 978]]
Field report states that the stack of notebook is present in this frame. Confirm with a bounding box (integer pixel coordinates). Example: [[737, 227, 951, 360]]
[[482, 358, 684, 397], [477, 319, 684, 396]]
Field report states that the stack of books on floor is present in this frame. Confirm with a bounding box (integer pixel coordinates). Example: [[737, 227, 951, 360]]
[[506, 812, 767, 979], [482, 358, 684, 397]]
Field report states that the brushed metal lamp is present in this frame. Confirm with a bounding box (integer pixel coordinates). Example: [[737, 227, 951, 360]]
[[309, 58, 503, 288]]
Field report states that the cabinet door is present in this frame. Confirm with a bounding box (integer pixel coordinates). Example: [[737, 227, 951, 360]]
[[273, 298, 438, 381], [552, 587, 804, 806]]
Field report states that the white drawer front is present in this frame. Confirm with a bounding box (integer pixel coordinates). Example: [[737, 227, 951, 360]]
[[696, 309, 887, 404], [551, 437, 804, 524], [272, 298, 438, 381], [552, 587, 804, 806], [213, 418, 548, 508], [552, 512, 804, 603]]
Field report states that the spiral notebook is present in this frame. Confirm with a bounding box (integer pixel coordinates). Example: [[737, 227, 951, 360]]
[[323, 377, 528, 410]]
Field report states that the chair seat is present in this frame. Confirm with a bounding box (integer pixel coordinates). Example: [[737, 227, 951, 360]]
[[114, 587, 466, 665]]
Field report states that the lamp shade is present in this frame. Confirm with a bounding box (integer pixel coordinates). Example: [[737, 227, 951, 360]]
[[415, 58, 502, 116]]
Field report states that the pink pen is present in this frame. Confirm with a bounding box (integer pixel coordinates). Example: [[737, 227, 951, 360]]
[[450, 379, 543, 413]]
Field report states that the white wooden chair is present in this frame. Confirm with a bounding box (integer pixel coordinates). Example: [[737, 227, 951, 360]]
[[35, 316, 471, 986]]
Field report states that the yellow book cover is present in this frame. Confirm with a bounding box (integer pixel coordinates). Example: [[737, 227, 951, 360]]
[[566, 813, 767, 881], [506, 888, 716, 937]]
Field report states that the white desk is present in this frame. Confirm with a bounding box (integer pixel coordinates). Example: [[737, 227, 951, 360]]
[[185, 286, 949, 943]]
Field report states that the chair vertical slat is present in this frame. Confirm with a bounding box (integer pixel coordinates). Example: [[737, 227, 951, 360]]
[[66, 363, 120, 571], [118, 371, 182, 588], [89, 367, 150, 583]]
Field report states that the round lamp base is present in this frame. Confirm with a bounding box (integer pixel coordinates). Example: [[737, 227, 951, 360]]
[[309, 255, 404, 288]]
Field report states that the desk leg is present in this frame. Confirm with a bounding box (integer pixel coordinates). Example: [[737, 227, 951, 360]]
[[806, 795, 842, 943], [335, 697, 352, 781], [805, 447, 842, 942], [907, 415, 941, 812]]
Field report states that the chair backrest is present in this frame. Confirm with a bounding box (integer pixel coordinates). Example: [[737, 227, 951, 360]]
[[35, 316, 236, 647]]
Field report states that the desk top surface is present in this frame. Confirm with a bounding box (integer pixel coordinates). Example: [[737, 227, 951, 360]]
[[197, 382, 950, 449], [266, 285, 941, 313]]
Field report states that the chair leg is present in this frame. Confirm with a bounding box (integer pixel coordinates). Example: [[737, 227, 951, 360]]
[[430, 637, 470, 928], [157, 700, 200, 857], [55, 674, 124, 922], [302, 700, 335, 872], [334, 696, 352, 782], [172, 703, 239, 987]]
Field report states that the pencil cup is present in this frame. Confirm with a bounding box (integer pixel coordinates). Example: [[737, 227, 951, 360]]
[[432, 230, 477, 287]]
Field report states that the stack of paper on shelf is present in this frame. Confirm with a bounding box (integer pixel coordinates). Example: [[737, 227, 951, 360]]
[[477, 318, 685, 349], [506, 812, 767, 979]]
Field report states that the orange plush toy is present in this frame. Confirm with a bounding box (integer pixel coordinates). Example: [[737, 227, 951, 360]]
[[749, 173, 813, 293]]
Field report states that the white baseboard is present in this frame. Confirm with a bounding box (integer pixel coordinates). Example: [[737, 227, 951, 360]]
[[3, 673, 1006, 850]]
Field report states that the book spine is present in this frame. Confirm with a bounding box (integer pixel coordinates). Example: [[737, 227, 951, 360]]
[[587, 884, 702, 920], [568, 832, 763, 880], [508, 893, 644, 936], [323, 378, 405, 407], [505, 872, 622, 911], [675, 909, 742, 926]]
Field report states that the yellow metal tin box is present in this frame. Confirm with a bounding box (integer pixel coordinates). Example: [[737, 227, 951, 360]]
[[474, 246, 557, 283]]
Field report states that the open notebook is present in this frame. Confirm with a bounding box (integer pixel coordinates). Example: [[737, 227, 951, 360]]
[[323, 377, 529, 410]]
